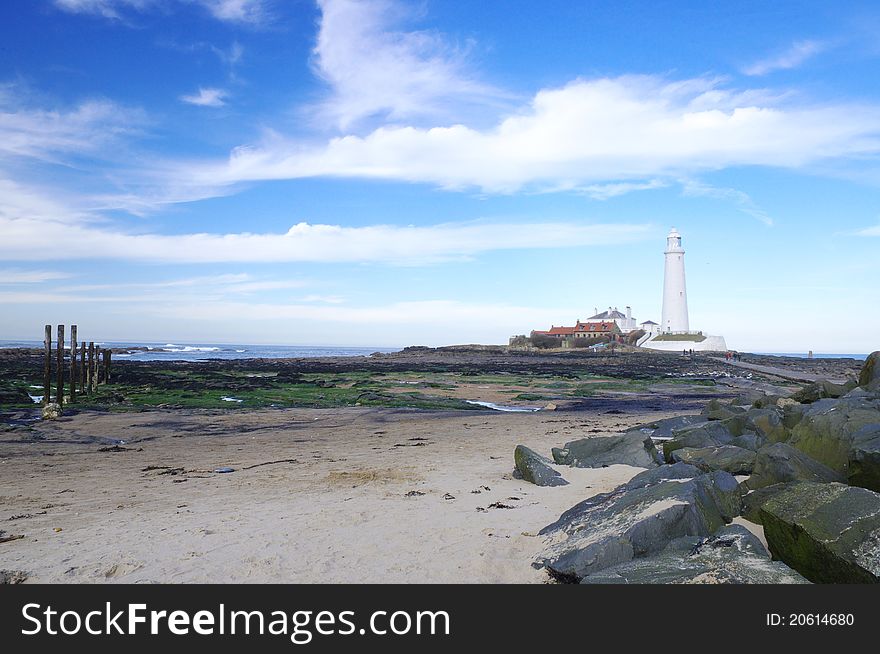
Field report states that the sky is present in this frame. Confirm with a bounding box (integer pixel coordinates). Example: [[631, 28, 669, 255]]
[[1, 0, 879, 352]]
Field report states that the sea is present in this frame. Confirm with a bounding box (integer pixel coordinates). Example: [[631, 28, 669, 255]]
[[0, 340, 400, 362], [759, 352, 868, 361]]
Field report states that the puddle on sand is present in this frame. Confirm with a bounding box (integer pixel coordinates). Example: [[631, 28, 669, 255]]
[[465, 400, 541, 413]]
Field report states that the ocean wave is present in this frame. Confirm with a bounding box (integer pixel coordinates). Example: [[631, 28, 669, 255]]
[[162, 345, 221, 352]]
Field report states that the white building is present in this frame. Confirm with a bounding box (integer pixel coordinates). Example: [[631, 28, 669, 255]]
[[642, 228, 727, 352], [585, 306, 638, 333]]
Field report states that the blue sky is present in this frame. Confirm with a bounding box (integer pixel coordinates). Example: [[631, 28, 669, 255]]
[[1, 0, 879, 352]]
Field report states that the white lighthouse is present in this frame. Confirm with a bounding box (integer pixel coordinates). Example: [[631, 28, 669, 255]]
[[661, 227, 689, 333]]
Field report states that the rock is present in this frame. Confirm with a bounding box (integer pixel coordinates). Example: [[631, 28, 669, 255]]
[[741, 482, 801, 525], [625, 462, 702, 490], [743, 443, 843, 490], [672, 445, 757, 475], [782, 402, 809, 430], [760, 482, 880, 583], [731, 432, 766, 452], [788, 395, 880, 490], [514, 445, 568, 487], [859, 351, 880, 391], [634, 415, 707, 440], [752, 395, 783, 409], [41, 403, 62, 420], [580, 524, 808, 584], [552, 432, 660, 469], [790, 380, 857, 404], [663, 421, 736, 462], [542, 402, 557, 411], [701, 399, 745, 421], [745, 407, 790, 444], [849, 424, 880, 492], [536, 470, 742, 581]]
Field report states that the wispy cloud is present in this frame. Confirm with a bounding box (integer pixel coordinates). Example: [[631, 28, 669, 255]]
[[743, 39, 828, 76], [0, 269, 74, 284], [180, 87, 229, 107], [854, 222, 880, 236], [185, 75, 880, 196], [0, 90, 145, 163], [680, 178, 773, 225], [0, 211, 652, 264], [54, 0, 270, 24], [311, 0, 508, 129]]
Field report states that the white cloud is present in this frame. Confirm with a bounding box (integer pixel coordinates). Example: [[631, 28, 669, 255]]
[[0, 92, 144, 163], [855, 222, 880, 236], [189, 75, 880, 195], [0, 269, 74, 284], [743, 40, 828, 76], [180, 87, 229, 107], [0, 207, 651, 263], [680, 178, 773, 225], [54, 0, 269, 24], [311, 0, 506, 129]]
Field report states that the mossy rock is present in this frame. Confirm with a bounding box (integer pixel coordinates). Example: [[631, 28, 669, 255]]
[[672, 445, 757, 475], [536, 470, 742, 581], [554, 432, 660, 469], [664, 421, 736, 462], [581, 524, 808, 584], [760, 482, 880, 583], [858, 351, 880, 390], [701, 399, 745, 421], [514, 445, 568, 487], [741, 482, 802, 525], [745, 407, 790, 444], [743, 443, 843, 490]]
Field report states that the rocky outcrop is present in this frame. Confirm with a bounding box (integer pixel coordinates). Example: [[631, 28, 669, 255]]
[[858, 351, 880, 391], [514, 445, 569, 487], [580, 524, 808, 584], [625, 462, 702, 490], [552, 432, 661, 469], [672, 445, 756, 475], [790, 380, 857, 404], [701, 399, 745, 421], [760, 482, 880, 583], [743, 443, 843, 490], [662, 421, 737, 462], [536, 470, 741, 581], [788, 396, 880, 491]]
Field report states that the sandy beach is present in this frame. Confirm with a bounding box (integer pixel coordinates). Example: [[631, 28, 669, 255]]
[[0, 405, 685, 583]]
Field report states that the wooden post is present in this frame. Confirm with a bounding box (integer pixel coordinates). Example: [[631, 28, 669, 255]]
[[80, 347, 86, 394], [56, 325, 64, 408], [70, 325, 77, 403], [95, 346, 101, 388], [103, 350, 111, 384], [88, 342, 95, 395], [43, 324, 51, 405]]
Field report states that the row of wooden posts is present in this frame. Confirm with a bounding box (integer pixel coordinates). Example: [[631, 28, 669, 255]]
[[42, 324, 111, 408]]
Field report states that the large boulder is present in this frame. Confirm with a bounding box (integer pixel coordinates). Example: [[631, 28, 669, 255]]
[[858, 351, 880, 391], [701, 399, 745, 421], [552, 432, 660, 469], [580, 524, 808, 584], [788, 396, 880, 491], [849, 424, 880, 491], [745, 407, 790, 444], [625, 462, 702, 490], [740, 482, 802, 525], [536, 470, 742, 581], [760, 482, 880, 583], [743, 443, 843, 490], [634, 415, 706, 440], [672, 445, 756, 475], [663, 421, 736, 462], [514, 445, 569, 487], [790, 380, 857, 404]]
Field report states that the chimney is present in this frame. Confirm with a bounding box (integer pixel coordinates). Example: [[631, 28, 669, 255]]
[[626, 306, 632, 320], [594, 307, 597, 316]]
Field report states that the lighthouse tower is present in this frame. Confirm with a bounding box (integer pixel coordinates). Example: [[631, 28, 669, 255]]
[[661, 227, 689, 333]]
